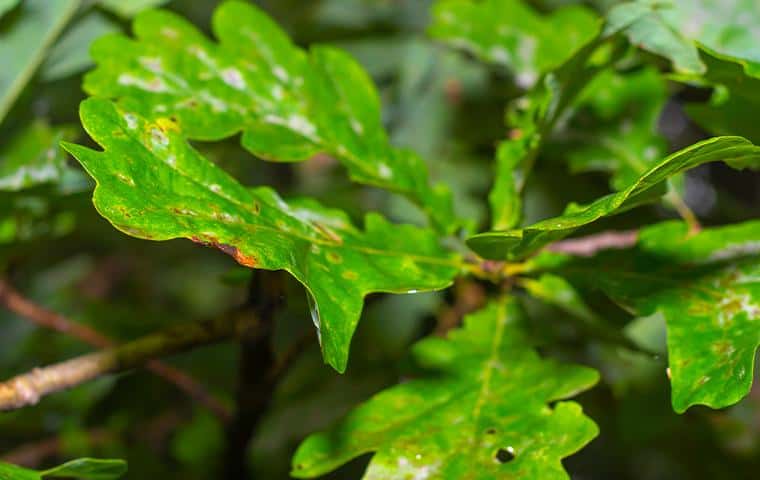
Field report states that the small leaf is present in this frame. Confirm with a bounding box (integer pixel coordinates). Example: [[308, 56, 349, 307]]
[[555, 221, 760, 413], [429, 0, 600, 88], [41, 458, 127, 479], [62, 98, 460, 372], [0, 122, 71, 191], [521, 274, 601, 325], [81, 1, 455, 231], [468, 136, 760, 260], [0, 0, 80, 123], [292, 298, 599, 479], [98, 0, 169, 18], [606, 0, 760, 75], [0, 459, 126, 480]]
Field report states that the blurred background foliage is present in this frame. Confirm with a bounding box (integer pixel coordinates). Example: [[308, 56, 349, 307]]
[[0, 0, 759, 479]]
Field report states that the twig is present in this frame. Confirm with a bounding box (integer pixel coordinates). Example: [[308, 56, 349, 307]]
[[0, 312, 254, 411], [0, 279, 111, 347], [665, 190, 702, 235], [546, 229, 639, 257], [0, 278, 230, 421]]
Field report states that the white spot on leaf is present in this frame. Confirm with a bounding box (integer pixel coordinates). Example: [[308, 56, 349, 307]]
[[221, 67, 246, 90]]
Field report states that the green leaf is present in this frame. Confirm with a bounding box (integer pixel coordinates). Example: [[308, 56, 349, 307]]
[[0, 462, 38, 480], [0, 0, 80, 123], [62, 97, 460, 372], [521, 273, 602, 326], [292, 298, 599, 479], [40, 459, 127, 479], [81, 1, 455, 231], [0, 122, 72, 191], [98, 0, 169, 18], [0, 0, 19, 19], [489, 38, 607, 230], [556, 221, 760, 413], [468, 136, 760, 260], [606, 0, 760, 75], [429, 0, 600, 88], [0, 459, 126, 480], [41, 11, 121, 82]]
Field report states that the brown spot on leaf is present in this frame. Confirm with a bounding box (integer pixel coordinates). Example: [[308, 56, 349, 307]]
[[326, 252, 342, 264], [190, 236, 256, 267], [217, 243, 257, 267], [342, 270, 358, 280]]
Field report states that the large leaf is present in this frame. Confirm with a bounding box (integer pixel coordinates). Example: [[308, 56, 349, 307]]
[[468, 136, 760, 260], [62, 98, 460, 372], [555, 221, 760, 413], [429, 0, 600, 87], [606, 0, 760, 75], [0, 458, 126, 479], [81, 1, 455, 231], [0, 0, 80, 123], [292, 298, 599, 479], [0, 122, 71, 191]]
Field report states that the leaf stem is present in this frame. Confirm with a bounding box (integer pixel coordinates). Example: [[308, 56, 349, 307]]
[[665, 190, 701, 235]]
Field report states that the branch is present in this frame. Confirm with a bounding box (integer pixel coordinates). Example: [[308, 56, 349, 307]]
[[0, 312, 254, 411], [0, 278, 230, 421], [546, 229, 639, 257]]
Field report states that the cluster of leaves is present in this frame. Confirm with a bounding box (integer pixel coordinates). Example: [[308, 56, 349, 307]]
[[1, 0, 760, 479]]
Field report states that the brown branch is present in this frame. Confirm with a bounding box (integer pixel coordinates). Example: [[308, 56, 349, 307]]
[[546, 229, 639, 257], [0, 278, 230, 421], [0, 312, 254, 411]]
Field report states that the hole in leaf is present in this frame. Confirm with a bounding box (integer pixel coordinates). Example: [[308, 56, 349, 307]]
[[495, 447, 515, 464], [485, 428, 497, 435]]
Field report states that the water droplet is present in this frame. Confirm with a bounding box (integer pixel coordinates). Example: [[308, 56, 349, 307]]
[[306, 291, 322, 344]]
